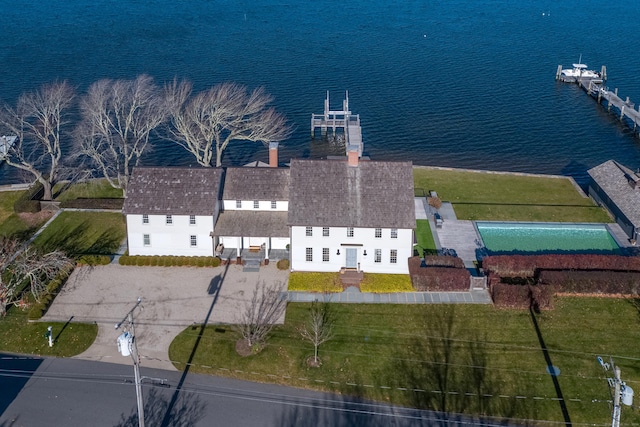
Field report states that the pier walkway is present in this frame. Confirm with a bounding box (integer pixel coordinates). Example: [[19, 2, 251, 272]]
[[311, 91, 363, 156]]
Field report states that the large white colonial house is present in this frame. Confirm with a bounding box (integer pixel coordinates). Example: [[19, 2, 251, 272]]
[[122, 145, 416, 274], [288, 154, 415, 274]]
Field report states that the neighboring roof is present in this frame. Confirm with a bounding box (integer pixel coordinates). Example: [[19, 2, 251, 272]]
[[213, 211, 289, 237], [288, 159, 415, 228], [123, 167, 222, 215], [588, 160, 640, 226], [222, 167, 290, 201]]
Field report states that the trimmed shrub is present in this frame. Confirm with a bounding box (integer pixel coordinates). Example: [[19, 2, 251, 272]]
[[288, 272, 342, 292], [411, 267, 471, 291], [538, 270, 640, 295], [422, 255, 465, 269], [76, 255, 112, 266], [483, 254, 640, 278], [360, 274, 413, 293], [490, 283, 555, 310], [59, 198, 124, 210], [118, 255, 220, 267], [276, 259, 290, 270]]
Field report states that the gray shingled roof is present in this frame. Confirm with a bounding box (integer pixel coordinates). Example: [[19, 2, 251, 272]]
[[288, 159, 415, 228], [223, 167, 290, 201], [588, 160, 640, 226], [123, 167, 222, 215], [213, 211, 289, 237]]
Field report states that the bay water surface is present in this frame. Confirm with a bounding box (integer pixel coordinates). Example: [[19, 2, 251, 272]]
[[1, 0, 640, 185]]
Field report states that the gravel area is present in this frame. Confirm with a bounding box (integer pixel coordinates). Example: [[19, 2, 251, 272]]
[[41, 263, 289, 370]]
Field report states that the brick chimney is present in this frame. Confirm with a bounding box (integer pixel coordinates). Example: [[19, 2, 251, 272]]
[[347, 144, 359, 167], [269, 142, 279, 168]]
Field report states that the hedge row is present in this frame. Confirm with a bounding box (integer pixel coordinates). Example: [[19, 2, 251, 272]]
[[422, 255, 465, 269], [60, 198, 124, 210], [490, 283, 555, 310], [483, 254, 640, 278], [76, 254, 112, 266], [411, 267, 470, 291], [28, 266, 74, 320], [538, 270, 640, 295], [14, 182, 43, 213], [119, 255, 221, 267]]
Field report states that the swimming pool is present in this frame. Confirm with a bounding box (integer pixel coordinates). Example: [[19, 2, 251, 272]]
[[475, 222, 620, 254]]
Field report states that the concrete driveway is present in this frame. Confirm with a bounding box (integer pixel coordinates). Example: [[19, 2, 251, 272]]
[[41, 263, 289, 370]]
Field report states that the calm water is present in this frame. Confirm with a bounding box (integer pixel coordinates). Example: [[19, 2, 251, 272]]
[[2, 0, 640, 185], [476, 222, 620, 253]]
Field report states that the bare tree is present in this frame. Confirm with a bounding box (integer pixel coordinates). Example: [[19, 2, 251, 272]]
[[233, 281, 286, 355], [299, 300, 334, 366], [165, 80, 291, 167], [76, 75, 166, 196], [0, 81, 75, 200], [0, 238, 73, 317]]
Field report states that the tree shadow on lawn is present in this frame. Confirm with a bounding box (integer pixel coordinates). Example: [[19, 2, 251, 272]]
[[36, 221, 121, 257], [379, 307, 538, 424]]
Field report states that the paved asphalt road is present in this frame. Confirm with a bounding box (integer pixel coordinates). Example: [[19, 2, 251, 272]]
[[0, 354, 520, 427]]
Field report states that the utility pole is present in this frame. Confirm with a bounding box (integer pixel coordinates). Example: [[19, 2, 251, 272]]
[[612, 366, 621, 427], [598, 357, 634, 427], [116, 298, 145, 427]]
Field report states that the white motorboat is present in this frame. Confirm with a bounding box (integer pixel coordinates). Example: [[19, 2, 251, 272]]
[[560, 55, 601, 79]]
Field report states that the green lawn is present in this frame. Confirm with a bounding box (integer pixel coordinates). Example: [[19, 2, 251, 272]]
[[0, 306, 97, 357], [414, 168, 611, 222], [33, 211, 125, 256], [414, 219, 436, 256], [0, 190, 49, 239], [54, 178, 123, 201], [169, 297, 640, 425]]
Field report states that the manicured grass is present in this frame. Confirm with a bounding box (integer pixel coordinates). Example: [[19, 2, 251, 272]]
[[0, 190, 47, 238], [54, 178, 123, 201], [414, 168, 611, 222], [360, 274, 413, 292], [169, 297, 640, 425], [0, 306, 97, 357], [288, 272, 342, 292], [33, 211, 125, 256], [414, 219, 436, 256]]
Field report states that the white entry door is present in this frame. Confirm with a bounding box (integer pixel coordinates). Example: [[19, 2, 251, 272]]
[[345, 248, 357, 268]]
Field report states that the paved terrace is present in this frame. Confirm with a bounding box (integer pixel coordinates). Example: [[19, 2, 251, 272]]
[[287, 287, 491, 304]]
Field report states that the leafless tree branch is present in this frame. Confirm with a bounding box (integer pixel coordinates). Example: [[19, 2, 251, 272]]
[[233, 281, 286, 352], [164, 81, 291, 167], [76, 75, 166, 196], [0, 81, 75, 200], [299, 300, 334, 365]]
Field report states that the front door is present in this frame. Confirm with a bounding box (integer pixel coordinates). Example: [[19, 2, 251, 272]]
[[345, 248, 357, 268]]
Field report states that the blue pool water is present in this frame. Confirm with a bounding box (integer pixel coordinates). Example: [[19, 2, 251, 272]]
[[475, 222, 620, 254]]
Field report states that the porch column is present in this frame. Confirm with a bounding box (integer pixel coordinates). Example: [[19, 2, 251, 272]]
[[264, 238, 270, 265], [236, 236, 242, 263]]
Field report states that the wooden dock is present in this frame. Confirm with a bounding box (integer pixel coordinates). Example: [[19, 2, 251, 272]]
[[579, 78, 640, 134], [556, 64, 640, 136], [311, 91, 363, 156]]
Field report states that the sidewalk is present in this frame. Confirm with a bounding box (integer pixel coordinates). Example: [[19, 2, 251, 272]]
[[286, 287, 492, 304]]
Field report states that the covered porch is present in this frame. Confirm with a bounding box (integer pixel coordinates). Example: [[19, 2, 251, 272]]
[[213, 210, 290, 265]]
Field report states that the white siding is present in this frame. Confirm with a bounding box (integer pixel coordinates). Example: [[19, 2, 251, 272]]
[[219, 236, 289, 250], [290, 226, 412, 274], [127, 214, 214, 256], [222, 199, 288, 211]]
